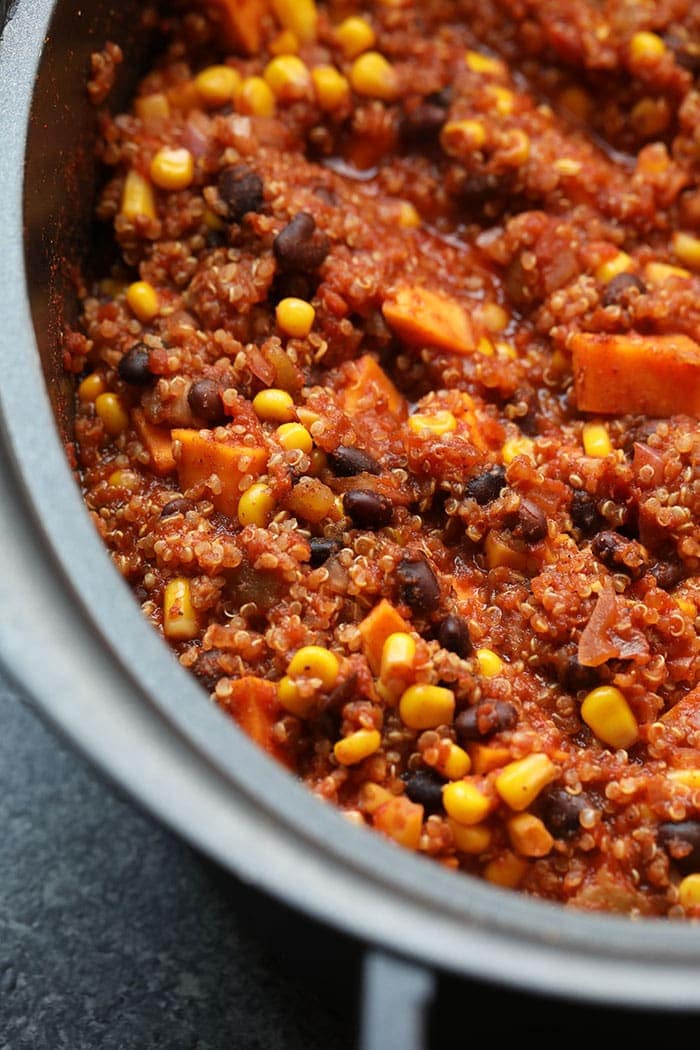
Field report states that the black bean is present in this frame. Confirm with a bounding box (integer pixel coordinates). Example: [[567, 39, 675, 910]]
[[664, 32, 700, 73], [273, 212, 330, 273], [188, 378, 226, 425], [118, 343, 153, 385], [455, 700, 518, 743], [560, 655, 599, 694], [396, 556, 441, 616], [512, 498, 548, 543], [538, 787, 589, 839], [160, 496, 192, 518], [435, 614, 472, 658], [591, 530, 648, 580], [569, 488, 602, 536], [399, 102, 448, 145], [217, 164, 264, 222], [194, 647, 225, 693], [465, 466, 507, 505], [309, 537, 339, 567], [402, 769, 444, 815], [601, 272, 646, 307], [343, 489, 393, 529], [658, 821, 700, 875], [650, 559, 686, 591], [328, 445, 381, 477]]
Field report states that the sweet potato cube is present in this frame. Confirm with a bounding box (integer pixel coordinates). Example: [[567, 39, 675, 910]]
[[340, 354, 407, 420], [373, 795, 424, 850], [221, 676, 292, 767], [382, 285, 475, 355], [571, 332, 700, 418], [132, 409, 176, 476], [358, 599, 412, 674], [172, 428, 268, 518], [210, 0, 268, 54]]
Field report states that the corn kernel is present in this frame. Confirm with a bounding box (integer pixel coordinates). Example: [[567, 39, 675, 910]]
[[449, 819, 492, 854], [120, 169, 157, 221], [480, 302, 509, 333], [194, 65, 241, 107], [440, 119, 487, 156], [502, 435, 534, 464], [149, 147, 195, 191], [503, 128, 530, 165], [630, 97, 669, 138], [672, 231, 700, 270], [286, 477, 336, 523], [380, 631, 416, 687], [277, 674, 313, 718], [335, 15, 376, 58], [126, 280, 160, 323], [360, 782, 393, 813], [553, 157, 582, 176], [272, 0, 318, 43], [582, 421, 612, 458], [595, 251, 633, 284], [676, 598, 697, 618], [397, 201, 421, 228], [269, 29, 300, 55], [465, 49, 505, 76], [78, 373, 106, 402], [107, 468, 140, 490], [334, 728, 382, 766], [134, 92, 171, 120], [237, 481, 275, 527], [288, 645, 340, 689], [668, 770, 700, 789], [483, 851, 528, 888], [581, 685, 639, 750], [95, 392, 129, 436], [276, 297, 316, 337], [252, 388, 296, 423], [476, 648, 503, 677], [437, 742, 471, 781], [408, 409, 457, 437], [163, 577, 199, 640], [276, 421, 313, 454], [264, 55, 312, 101], [495, 752, 558, 811], [443, 779, 492, 825], [349, 51, 399, 101], [507, 812, 554, 857], [644, 261, 691, 284], [477, 336, 495, 356], [486, 84, 515, 115], [236, 76, 276, 117], [678, 873, 700, 909], [312, 65, 351, 111], [399, 683, 455, 730], [629, 31, 666, 62]]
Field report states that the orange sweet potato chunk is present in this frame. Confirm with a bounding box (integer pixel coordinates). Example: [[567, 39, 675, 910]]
[[373, 795, 424, 850], [339, 353, 407, 420], [571, 332, 700, 417], [221, 676, 292, 767], [358, 599, 412, 674], [382, 285, 475, 355], [132, 409, 176, 477], [210, 0, 268, 54], [172, 428, 268, 518]]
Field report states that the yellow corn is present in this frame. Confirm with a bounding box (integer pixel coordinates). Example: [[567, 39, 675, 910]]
[[502, 435, 534, 464], [397, 201, 421, 228], [134, 92, 170, 119], [442, 779, 492, 825], [252, 388, 296, 423], [120, 169, 157, 221], [288, 645, 340, 689], [440, 119, 487, 155], [78, 373, 106, 402], [277, 674, 313, 718], [236, 76, 276, 117], [399, 683, 455, 730], [276, 421, 313, 454], [672, 232, 700, 270], [483, 852, 528, 888], [272, 0, 318, 43], [349, 51, 399, 101], [286, 477, 336, 523], [595, 251, 632, 284], [476, 648, 503, 677], [95, 392, 129, 436], [107, 468, 140, 490], [465, 49, 504, 75], [581, 685, 639, 750], [263, 55, 312, 101], [149, 147, 194, 191], [644, 261, 691, 284], [334, 728, 382, 765], [194, 64, 242, 107], [408, 410, 457, 437], [629, 31, 666, 62], [269, 29, 300, 56], [495, 752, 558, 811], [163, 577, 199, 640], [380, 632, 416, 683], [480, 302, 509, 333], [449, 819, 491, 854], [507, 812, 554, 857], [582, 422, 612, 458], [436, 742, 471, 781], [554, 157, 582, 176], [668, 770, 700, 789], [276, 297, 316, 338], [312, 65, 351, 111], [486, 84, 515, 115], [678, 873, 700, 909], [237, 481, 275, 527], [335, 15, 376, 58], [125, 280, 159, 323], [676, 598, 697, 619]]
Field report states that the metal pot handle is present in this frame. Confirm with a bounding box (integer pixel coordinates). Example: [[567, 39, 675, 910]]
[[359, 950, 435, 1050]]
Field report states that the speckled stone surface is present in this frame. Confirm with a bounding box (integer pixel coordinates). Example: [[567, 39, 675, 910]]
[[0, 679, 357, 1050]]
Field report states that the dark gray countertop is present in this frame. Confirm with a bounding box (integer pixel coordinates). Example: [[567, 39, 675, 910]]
[[0, 678, 356, 1050]]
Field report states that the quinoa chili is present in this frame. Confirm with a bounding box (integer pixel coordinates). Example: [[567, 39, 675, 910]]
[[66, 0, 700, 917]]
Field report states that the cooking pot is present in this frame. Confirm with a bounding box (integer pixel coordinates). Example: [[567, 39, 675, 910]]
[[2, 2, 700, 1045]]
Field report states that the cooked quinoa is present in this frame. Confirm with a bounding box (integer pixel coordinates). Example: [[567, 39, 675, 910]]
[[66, 0, 700, 917]]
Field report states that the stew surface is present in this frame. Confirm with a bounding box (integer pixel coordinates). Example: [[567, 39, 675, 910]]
[[68, 0, 700, 917]]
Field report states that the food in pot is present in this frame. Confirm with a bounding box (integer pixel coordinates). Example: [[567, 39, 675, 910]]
[[65, 0, 700, 917]]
